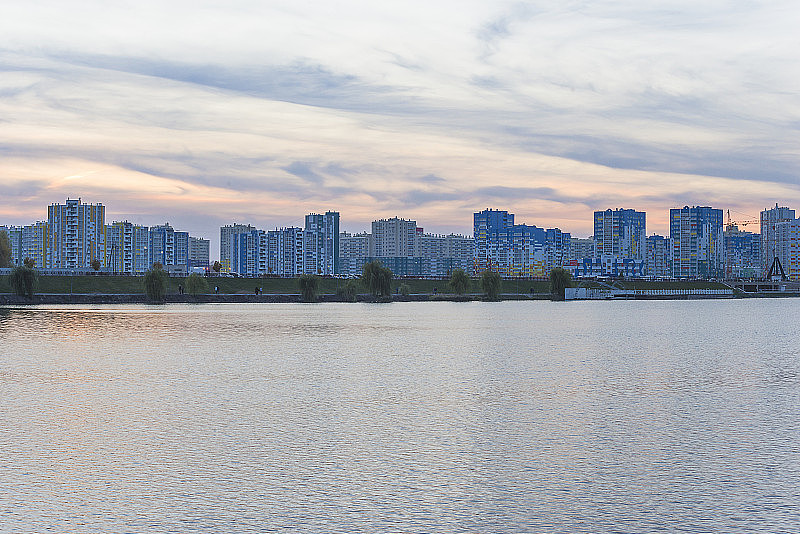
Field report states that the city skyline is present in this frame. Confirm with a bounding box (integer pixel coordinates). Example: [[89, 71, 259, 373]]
[[2, 2, 800, 249], [0, 196, 775, 261], [2, 199, 778, 280]]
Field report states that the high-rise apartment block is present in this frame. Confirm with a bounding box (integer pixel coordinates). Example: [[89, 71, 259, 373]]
[[3, 221, 59, 269], [775, 219, 800, 280], [370, 217, 419, 258], [149, 223, 189, 272], [337, 218, 473, 278], [473, 209, 570, 277], [225, 212, 340, 277], [107, 221, 150, 274], [570, 237, 594, 260], [304, 212, 340, 276], [646, 235, 671, 278], [11, 196, 800, 282], [220, 223, 257, 273], [3, 198, 202, 274], [593, 208, 646, 260], [417, 233, 474, 276], [268, 227, 305, 277], [565, 208, 647, 278], [0, 225, 23, 266], [670, 206, 724, 279], [188, 236, 210, 271], [47, 198, 106, 269], [760, 204, 795, 274], [232, 229, 267, 277], [473, 209, 514, 272], [339, 232, 371, 277], [723, 224, 760, 279]]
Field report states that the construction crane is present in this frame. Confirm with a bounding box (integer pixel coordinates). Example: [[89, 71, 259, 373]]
[[726, 208, 790, 281], [724, 210, 761, 279], [725, 210, 758, 230]]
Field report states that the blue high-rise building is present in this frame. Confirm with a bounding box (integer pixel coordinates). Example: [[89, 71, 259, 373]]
[[474, 209, 570, 277], [149, 223, 189, 273], [670, 206, 724, 279], [594, 208, 646, 260]]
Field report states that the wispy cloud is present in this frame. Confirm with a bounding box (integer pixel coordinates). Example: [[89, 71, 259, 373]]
[[1, 1, 800, 253]]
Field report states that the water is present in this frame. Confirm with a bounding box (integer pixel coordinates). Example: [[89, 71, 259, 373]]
[[1, 300, 799, 533]]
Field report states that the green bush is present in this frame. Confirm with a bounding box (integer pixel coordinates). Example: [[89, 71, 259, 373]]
[[143, 264, 168, 302], [0, 230, 11, 268], [480, 270, 502, 300], [549, 267, 573, 301], [449, 268, 470, 295], [398, 283, 410, 296], [9, 266, 37, 299], [362, 260, 393, 297], [298, 274, 320, 302], [336, 280, 358, 302]]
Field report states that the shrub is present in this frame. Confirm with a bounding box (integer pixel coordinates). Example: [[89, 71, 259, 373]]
[[0, 230, 11, 268], [9, 266, 37, 299], [298, 274, 320, 302], [144, 264, 168, 302], [398, 283, 410, 296], [549, 267, 573, 301], [480, 270, 502, 300], [362, 260, 393, 297], [336, 280, 358, 302], [449, 268, 470, 295]]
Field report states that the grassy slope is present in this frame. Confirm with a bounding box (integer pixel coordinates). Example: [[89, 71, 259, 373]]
[[0, 274, 726, 295], [0, 275, 493, 295]]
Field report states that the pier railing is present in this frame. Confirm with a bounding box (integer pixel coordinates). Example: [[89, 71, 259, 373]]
[[565, 288, 734, 300]]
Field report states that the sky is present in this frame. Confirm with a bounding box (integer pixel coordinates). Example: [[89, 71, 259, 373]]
[[2, 1, 800, 257]]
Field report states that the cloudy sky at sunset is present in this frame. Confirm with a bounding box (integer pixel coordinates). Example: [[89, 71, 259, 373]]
[[2, 1, 800, 254]]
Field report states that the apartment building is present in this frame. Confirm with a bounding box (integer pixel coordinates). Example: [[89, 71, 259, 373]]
[[670, 206, 724, 279]]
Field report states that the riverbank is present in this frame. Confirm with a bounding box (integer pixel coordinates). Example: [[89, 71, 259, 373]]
[[3, 290, 799, 305], [1, 275, 797, 305], [0, 293, 550, 305], [0, 274, 554, 296]]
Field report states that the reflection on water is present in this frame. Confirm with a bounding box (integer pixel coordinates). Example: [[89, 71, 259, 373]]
[[1, 301, 799, 533]]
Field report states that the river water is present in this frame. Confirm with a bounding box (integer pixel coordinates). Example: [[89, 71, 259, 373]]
[[1, 300, 799, 533]]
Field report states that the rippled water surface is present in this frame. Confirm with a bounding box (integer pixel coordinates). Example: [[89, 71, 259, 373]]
[[1, 300, 799, 533]]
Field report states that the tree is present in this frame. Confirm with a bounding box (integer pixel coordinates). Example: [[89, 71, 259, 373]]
[[9, 265, 37, 299], [185, 272, 209, 296], [90, 259, 101, 271], [362, 260, 392, 297], [23, 257, 35, 269], [449, 268, 470, 295], [480, 269, 502, 300], [549, 267, 573, 301], [0, 230, 11, 268], [298, 274, 320, 302], [143, 264, 168, 302], [336, 279, 358, 302], [212, 261, 222, 273]]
